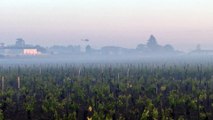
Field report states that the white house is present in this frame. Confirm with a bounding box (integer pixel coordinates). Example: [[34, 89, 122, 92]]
[[23, 49, 40, 55]]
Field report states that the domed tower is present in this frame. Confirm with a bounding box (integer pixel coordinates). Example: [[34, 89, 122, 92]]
[[147, 35, 159, 50]]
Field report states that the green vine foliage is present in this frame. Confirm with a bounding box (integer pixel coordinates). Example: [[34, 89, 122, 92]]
[[0, 63, 213, 119]]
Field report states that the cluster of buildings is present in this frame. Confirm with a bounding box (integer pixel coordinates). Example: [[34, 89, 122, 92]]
[[189, 44, 213, 55], [0, 38, 42, 57], [1, 35, 211, 58], [84, 35, 177, 56], [0, 36, 178, 58]]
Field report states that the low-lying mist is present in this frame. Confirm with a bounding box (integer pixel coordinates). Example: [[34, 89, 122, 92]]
[[0, 54, 213, 67]]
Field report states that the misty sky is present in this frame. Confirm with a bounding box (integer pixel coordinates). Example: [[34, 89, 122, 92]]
[[0, 0, 213, 51]]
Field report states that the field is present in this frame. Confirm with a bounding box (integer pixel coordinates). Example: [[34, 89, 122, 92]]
[[1, 59, 213, 120]]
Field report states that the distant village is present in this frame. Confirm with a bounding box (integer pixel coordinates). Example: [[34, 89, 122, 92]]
[[0, 35, 210, 58]]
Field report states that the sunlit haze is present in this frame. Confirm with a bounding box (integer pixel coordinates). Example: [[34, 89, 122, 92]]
[[1, 0, 213, 51]]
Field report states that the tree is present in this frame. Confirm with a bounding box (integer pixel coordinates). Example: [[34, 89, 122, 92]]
[[164, 44, 174, 52], [136, 44, 146, 51], [35, 45, 47, 53]]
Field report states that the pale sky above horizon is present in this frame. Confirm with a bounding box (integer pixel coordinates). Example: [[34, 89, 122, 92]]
[[0, 0, 213, 51]]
